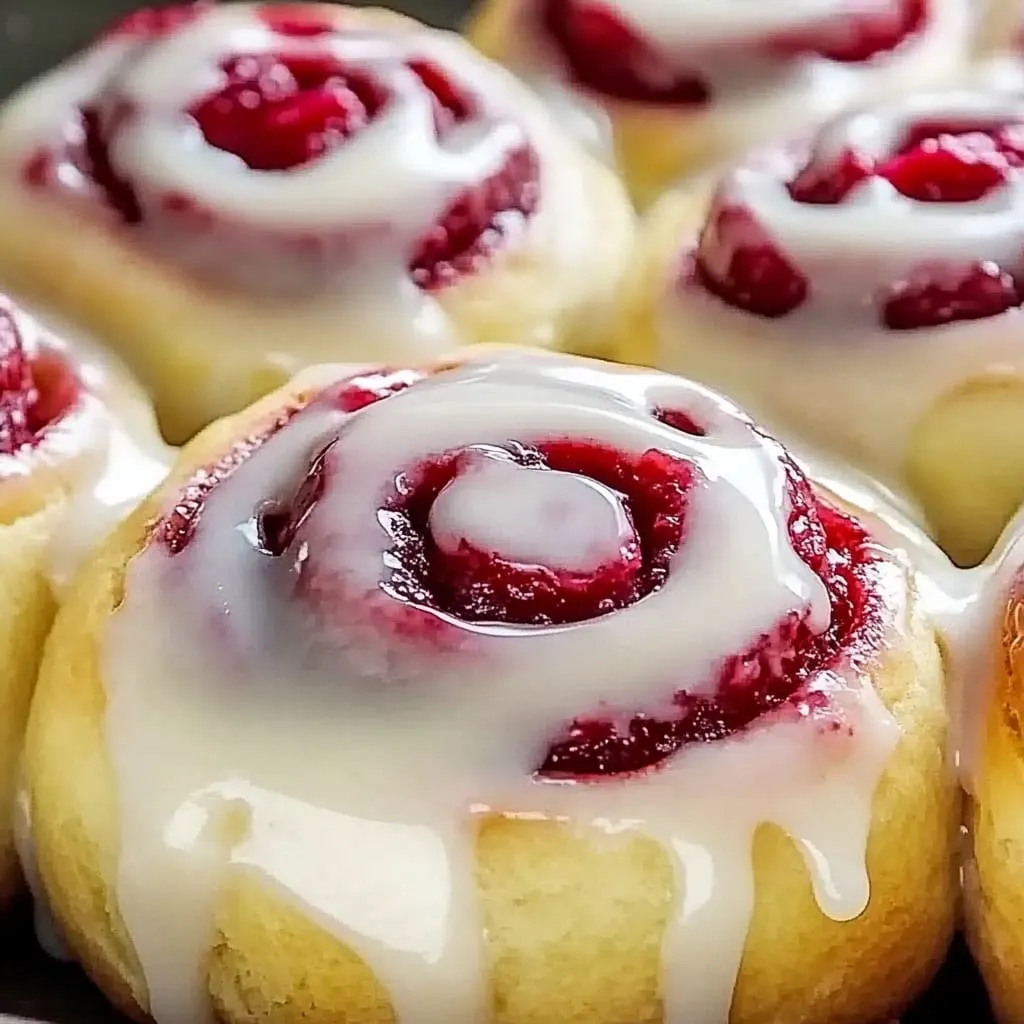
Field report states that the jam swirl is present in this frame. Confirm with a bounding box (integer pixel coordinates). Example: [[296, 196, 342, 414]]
[[22, 2, 540, 295], [148, 353, 891, 780], [0, 298, 81, 467]]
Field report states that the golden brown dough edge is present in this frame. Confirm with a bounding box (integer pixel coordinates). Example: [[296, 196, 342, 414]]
[[0, 501, 66, 907], [25, 353, 958, 1024], [965, 587, 1024, 1024]]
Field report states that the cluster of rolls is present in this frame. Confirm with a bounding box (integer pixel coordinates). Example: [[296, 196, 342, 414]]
[[4, 2, 1024, 1024]]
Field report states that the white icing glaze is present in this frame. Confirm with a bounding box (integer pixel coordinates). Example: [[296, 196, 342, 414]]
[[102, 351, 905, 1024], [428, 447, 636, 572], [0, 3, 614, 359], [771, 415, 1024, 802], [12, 784, 71, 962]]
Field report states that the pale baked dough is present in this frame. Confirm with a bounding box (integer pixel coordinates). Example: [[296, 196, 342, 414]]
[[975, 0, 1024, 53], [24, 356, 958, 1024], [965, 577, 1024, 1024]]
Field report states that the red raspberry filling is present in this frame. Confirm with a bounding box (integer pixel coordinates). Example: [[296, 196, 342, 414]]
[[767, 0, 927, 64], [540, 0, 926, 105], [0, 308, 80, 460], [694, 118, 1024, 328], [156, 368, 877, 778], [188, 53, 389, 172], [540, 0, 708, 105], [693, 206, 809, 319], [541, 461, 876, 777], [382, 440, 691, 626], [71, 10, 541, 292], [157, 370, 419, 554]]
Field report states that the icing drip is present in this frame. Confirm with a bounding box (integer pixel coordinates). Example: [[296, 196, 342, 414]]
[[792, 440, 1024, 797], [12, 784, 71, 962], [103, 351, 905, 1024]]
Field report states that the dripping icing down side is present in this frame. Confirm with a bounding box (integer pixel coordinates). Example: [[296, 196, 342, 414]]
[[100, 351, 910, 1024], [12, 785, 71, 963]]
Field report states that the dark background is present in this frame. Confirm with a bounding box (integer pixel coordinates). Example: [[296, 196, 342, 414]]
[[0, 0, 996, 1020]]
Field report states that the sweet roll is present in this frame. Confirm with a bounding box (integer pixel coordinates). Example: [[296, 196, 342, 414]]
[[0, 2, 633, 443]]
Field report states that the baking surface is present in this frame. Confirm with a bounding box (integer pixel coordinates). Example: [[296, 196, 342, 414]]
[[0, 0, 998, 1020]]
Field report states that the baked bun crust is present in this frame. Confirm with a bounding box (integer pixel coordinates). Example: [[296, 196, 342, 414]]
[[0, 3, 633, 443], [616, 86, 1024, 568], [25, 348, 957, 1024], [965, 568, 1024, 1024], [467, 0, 972, 209], [976, 0, 1023, 54], [0, 295, 168, 906]]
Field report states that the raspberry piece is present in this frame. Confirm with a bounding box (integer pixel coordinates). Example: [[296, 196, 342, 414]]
[[541, 0, 928, 105], [538, 474, 877, 777], [788, 148, 874, 204], [768, 0, 927, 63], [540, 0, 709, 104], [780, 119, 1024, 327], [0, 307, 79, 458], [694, 206, 809, 318], [410, 145, 540, 289], [882, 132, 1014, 202], [188, 53, 390, 172], [883, 262, 1022, 330], [654, 408, 706, 436]]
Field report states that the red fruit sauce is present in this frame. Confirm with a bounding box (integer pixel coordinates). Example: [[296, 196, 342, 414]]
[[59, 4, 540, 291], [155, 367, 881, 778], [540, 0, 926, 105], [0, 307, 80, 459], [695, 117, 1024, 328]]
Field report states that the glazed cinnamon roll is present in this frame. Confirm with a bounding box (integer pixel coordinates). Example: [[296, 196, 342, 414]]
[[0, 2, 633, 444], [24, 348, 956, 1024], [0, 292, 168, 906], [467, 0, 973, 209], [617, 86, 1024, 568]]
